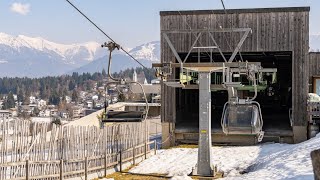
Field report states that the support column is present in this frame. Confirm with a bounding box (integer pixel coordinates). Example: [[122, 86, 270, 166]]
[[197, 72, 214, 176], [161, 122, 175, 148]]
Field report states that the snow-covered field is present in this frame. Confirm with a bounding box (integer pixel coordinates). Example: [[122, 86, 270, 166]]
[[130, 134, 320, 179]]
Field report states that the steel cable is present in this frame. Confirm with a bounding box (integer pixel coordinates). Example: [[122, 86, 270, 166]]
[[65, 0, 148, 69]]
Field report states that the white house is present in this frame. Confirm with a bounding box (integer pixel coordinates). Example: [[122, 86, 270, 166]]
[[0, 110, 12, 119], [13, 94, 18, 101], [50, 109, 58, 116], [65, 96, 72, 104], [92, 95, 99, 101], [38, 110, 45, 117], [87, 101, 93, 109], [29, 96, 36, 104], [38, 99, 47, 108], [59, 111, 69, 119], [80, 91, 87, 99], [98, 86, 105, 91], [72, 107, 82, 119], [39, 109, 51, 117], [45, 109, 51, 116]]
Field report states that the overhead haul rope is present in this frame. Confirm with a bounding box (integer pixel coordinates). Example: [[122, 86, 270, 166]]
[[65, 0, 148, 69], [64, 0, 150, 145], [218, 0, 244, 62]]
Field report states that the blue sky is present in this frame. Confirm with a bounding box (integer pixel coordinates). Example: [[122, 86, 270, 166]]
[[0, 0, 319, 47]]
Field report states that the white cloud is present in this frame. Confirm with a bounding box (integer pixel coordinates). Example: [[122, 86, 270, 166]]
[[10, 2, 30, 15]]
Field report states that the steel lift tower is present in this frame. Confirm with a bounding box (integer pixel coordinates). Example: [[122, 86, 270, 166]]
[[153, 28, 276, 177]]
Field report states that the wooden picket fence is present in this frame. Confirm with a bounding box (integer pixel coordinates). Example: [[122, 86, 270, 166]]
[[0, 118, 151, 180]]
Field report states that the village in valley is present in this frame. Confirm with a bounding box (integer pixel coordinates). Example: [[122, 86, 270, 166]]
[[0, 69, 160, 124]]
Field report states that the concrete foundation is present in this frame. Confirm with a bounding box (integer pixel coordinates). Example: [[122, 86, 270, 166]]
[[293, 126, 308, 143]]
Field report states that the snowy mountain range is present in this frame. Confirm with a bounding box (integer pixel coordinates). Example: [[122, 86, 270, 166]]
[[2, 31, 318, 78], [71, 41, 160, 74], [0, 32, 160, 77]]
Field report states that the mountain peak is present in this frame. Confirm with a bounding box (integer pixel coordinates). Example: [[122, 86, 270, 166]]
[[129, 41, 160, 62]]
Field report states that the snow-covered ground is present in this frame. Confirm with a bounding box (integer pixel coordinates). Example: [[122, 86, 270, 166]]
[[130, 134, 320, 179]]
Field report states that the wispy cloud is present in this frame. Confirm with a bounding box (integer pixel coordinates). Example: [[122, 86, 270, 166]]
[[10, 2, 30, 15], [311, 34, 320, 36]]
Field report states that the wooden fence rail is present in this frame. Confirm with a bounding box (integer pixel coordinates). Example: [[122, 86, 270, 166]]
[[0, 119, 151, 180]]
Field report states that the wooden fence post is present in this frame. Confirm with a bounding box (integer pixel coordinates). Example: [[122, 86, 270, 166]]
[[154, 141, 157, 155], [119, 150, 122, 172], [144, 142, 147, 159], [311, 149, 320, 180], [26, 159, 29, 180], [104, 151, 108, 177], [84, 156, 88, 180], [60, 159, 64, 180], [133, 146, 136, 165]]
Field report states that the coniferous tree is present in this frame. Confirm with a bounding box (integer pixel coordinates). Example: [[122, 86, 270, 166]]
[[17, 87, 24, 103], [49, 90, 60, 105], [102, 69, 107, 77], [4, 91, 15, 109], [71, 89, 79, 103]]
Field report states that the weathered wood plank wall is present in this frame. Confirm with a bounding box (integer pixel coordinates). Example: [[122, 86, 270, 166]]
[[160, 7, 310, 127]]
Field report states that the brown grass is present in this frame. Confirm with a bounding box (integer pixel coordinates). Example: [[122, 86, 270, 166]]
[[104, 172, 168, 180]]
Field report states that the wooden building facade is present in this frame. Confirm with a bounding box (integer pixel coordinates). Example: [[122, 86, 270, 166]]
[[160, 7, 310, 146]]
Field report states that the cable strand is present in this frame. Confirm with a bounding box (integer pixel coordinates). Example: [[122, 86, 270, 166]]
[[219, 0, 244, 62], [65, 0, 148, 69]]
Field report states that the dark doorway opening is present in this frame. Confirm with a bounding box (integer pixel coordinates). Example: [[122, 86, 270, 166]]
[[175, 51, 293, 136]]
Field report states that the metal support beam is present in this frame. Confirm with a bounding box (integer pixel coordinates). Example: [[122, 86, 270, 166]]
[[228, 29, 251, 62], [183, 33, 202, 63], [208, 32, 227, 62], [163, 33, 183, 64], [196, 72, 214, 176], [163, 33, 184, 76]]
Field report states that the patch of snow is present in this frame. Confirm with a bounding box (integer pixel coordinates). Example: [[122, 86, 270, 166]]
[[0, 32, 106, 62], [129, 41, 160, 62], [130, 135, 320, 179], [130, 146, 260, 178], [236, 135, 319, 180], [130, 148, 197, 177]]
